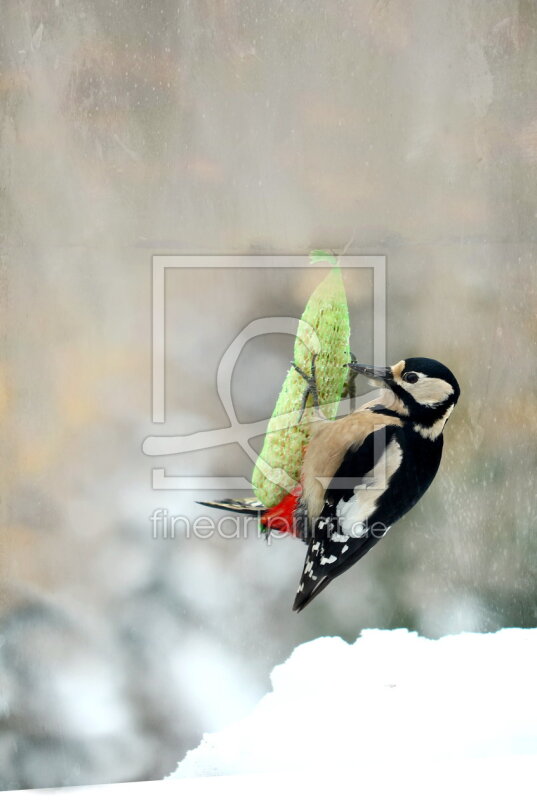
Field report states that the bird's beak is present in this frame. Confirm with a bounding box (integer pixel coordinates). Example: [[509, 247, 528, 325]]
[[347, 362, 393, 383]]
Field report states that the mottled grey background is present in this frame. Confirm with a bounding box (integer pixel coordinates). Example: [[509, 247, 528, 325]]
[[1, 0, 536, 790]]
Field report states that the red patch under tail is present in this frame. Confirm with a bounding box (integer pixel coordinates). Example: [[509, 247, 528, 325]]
[[260, 488, 301, 536]]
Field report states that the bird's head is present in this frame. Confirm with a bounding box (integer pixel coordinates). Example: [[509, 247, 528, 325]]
[[348, 357, 460, 438]]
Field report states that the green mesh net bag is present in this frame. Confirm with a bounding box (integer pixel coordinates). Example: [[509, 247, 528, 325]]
[[251, 253, 350, 507]]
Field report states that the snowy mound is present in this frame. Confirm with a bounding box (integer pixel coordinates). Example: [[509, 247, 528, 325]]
[[170, 628, 537, 779]]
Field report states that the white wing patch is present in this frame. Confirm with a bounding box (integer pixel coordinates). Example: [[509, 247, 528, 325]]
[[336, 438, 403, 537], [320, 554, 337, 565], [330, 532, 349, 543]]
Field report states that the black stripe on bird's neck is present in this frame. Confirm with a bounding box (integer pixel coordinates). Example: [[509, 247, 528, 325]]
[[370, 405, 402, 419], [389, 384, 454, 427]]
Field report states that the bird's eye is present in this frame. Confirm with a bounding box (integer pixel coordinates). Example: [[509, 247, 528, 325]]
[[403, 372, 419, 384]]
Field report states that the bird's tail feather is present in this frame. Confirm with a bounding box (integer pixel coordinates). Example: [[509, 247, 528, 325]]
[[197, 491, 302, 537], [196, 497, 267, 515]]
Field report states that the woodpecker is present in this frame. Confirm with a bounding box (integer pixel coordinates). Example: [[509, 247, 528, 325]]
[[200, 357, 460, 612]]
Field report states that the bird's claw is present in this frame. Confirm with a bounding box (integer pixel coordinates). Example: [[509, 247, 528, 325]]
[[341, 351, 358, 403], [291, 353, 320, 422]]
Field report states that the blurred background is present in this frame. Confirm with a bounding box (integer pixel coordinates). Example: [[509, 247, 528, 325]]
[[1, 0, 537, 790]]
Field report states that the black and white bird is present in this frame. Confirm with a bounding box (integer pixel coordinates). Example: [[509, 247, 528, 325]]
[[289, 357, 460, 611], [199, 357, 460, 612]]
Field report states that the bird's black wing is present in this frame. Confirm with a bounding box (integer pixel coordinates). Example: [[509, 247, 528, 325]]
[[293, 425, 400, 611]]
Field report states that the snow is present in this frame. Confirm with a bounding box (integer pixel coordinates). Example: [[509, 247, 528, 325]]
[[169, 628, 537, 780]]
